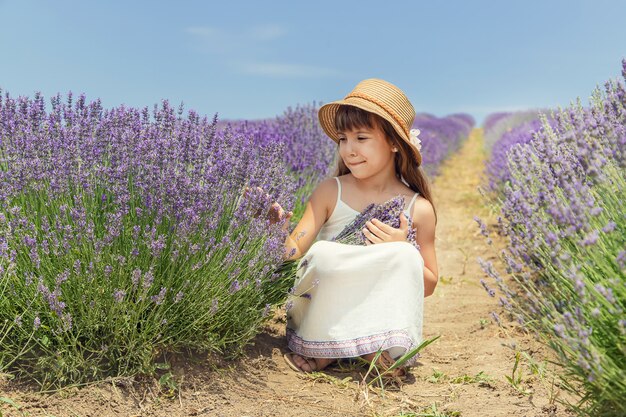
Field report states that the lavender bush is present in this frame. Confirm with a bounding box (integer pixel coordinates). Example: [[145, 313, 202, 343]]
[[482, 109, 544, 151], [478, 60, 626, 416], [0, 91, 295, 386], [414, 113, 474, 177], [482, 112, 512, 133], [220, 103, 337, 220], [484, 118, 550, 194]]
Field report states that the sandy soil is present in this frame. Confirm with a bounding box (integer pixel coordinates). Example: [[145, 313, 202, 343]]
[[0, 129, 575, 417]]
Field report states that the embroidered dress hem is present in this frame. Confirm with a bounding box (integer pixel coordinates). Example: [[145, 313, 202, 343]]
[[286, 328, 420, 365]]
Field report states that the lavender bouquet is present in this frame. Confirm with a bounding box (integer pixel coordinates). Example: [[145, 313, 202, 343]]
[[332, 195, 420, 250]]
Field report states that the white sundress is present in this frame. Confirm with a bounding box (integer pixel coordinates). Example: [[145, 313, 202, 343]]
[[286, 177, 425, 364]]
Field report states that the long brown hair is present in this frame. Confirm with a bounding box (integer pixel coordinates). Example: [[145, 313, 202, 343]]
[[333, 105, 436, 219]]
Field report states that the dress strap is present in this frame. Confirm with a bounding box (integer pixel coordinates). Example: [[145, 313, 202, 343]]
[[406, 193, 419, 216], [334, 177, 342, 200]]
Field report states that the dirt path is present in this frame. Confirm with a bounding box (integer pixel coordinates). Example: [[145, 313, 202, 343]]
[[1, 129, 571, 417]]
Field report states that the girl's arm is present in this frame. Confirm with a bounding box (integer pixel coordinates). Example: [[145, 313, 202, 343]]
[[284, 178, 335, 260], [411, 198, 439, 297]]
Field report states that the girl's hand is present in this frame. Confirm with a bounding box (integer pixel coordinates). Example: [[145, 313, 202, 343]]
[[362, 213, 410, 245], [269, 202, 293, 232], [243, 186, 292, 231]]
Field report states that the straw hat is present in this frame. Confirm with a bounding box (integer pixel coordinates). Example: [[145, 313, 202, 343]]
[[318, 78, 422, 165]]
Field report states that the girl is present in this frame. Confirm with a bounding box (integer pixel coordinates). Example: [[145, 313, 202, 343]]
[[274, 78, 438, 375]]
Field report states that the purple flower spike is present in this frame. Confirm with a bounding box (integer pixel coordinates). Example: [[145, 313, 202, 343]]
[[150, 287, 167, 305], [113, 289, 126, 303]]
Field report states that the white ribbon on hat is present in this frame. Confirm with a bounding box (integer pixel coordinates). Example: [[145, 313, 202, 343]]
[[409, 128, 422, 151]]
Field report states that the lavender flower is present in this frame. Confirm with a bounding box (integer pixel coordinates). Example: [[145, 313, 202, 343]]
[[113, 289, 126, 303], [131, 268, 142, 287], [580, 230, 599, 246], [473, 216, 489, 238], [262, 303, 271, 317], [150, 287, 167, 305], [150, 234, 166, 257], [229, 280, 241, 294], [143, 269, 154, 289], [490, 311, 501, 325], [480, 279, 496, 297], [553, 324, 567, 339], [617, 251, 626, 269]]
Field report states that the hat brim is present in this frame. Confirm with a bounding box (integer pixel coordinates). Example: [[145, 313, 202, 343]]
[[318, 97, 422, 166]]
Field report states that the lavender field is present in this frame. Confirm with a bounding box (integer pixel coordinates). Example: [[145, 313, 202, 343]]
[[2, 59, 625, 417], [478, 61, 626, 416], [0, 91, 472, 390]]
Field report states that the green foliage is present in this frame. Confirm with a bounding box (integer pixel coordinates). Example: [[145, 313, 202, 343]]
[[426, 368, 494, 387], [505, 352, 532, 395], [450, 370, 493, 386], [0, 396, 23, 417], [427, 369, 447, 383], [364, 336, 440, 388], [478, 318, 490, 329], [393, 403, 461, 417]]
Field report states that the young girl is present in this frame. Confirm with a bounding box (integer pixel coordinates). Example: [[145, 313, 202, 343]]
[[274, 78, 438, 375]]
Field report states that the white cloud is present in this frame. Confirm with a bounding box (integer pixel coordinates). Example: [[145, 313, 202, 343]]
[[239, 62, 339, 78], [184, 26, 236, 53], [184, 24, 286, 50], [185, 24, 339, 79]]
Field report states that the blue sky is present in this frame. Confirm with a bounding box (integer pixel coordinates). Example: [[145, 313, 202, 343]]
[[1, 0, 625, 125]]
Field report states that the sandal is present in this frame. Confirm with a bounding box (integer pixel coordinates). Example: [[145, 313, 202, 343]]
[[375, 351, 407, 382]]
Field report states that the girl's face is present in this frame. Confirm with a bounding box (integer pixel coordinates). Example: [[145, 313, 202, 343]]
[[337, 122, 395, 178]]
